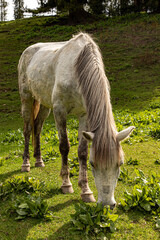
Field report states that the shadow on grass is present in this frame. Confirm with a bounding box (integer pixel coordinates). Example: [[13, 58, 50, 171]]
[[0, 196, 80, 240], [0, 168, 22, 182], [43, 187, 62, 199], [49, 199, 79, 214], [116, 206, 153, 224], [47, 222, 83, 240], [46, 221, 113, 240], [0, 211, 43, 240]]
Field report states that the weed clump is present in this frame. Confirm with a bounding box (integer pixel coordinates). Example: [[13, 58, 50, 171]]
[[70, 202, 118, 238], [10, 194, 52, 220], [0, 176, 52, 220], [120, 171, 160, 216], [149, 128, 160, 140], [0, 176, 45, 199]]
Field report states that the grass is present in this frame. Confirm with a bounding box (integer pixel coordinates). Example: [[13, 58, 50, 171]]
[[0, 13, 160, 239]]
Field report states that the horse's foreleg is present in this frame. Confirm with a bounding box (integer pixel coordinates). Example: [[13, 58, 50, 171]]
[[34, 105, 50, 167], [78, 117, 96, 202], [22, 121, 32, 171], [21, 100, 32, 172], [59, 132, 73, 194], [53, 105, 73, 194]]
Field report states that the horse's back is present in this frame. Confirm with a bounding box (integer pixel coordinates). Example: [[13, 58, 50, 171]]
[[18, 33, 94, 112], [18, 41, 68, 107], [18, 41, 67, 74]]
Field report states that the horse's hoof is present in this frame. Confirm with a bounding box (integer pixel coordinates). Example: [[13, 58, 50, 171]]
[[61, 184, 74, 194], [81, 192, 96, 202], [35, 161, 45, 167], [21, 164, 30, 172]]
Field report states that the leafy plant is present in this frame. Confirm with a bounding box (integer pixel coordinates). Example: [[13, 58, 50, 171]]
[[149, 101, 160, 109], [114, 108, 160, 144], [70, 202, 118, 237], [127, 157, 139, 165], [0, 176, 52, 220], [154, 159, 160, 165], [155, 217, 160, 229], [0, 176, 45, 199], [120, 171, 160, 213], [10, 194, 52, 220], [0, 157, 5, 166], [2, 128, 23, 145], [118, 167, 131, 182], [149, 128, 160, 140], [68, 129, 78, 146], [42, 146, 59, 162], [69, 156, 79, 177], [134, 169, 148, 184], [42, 127, 59, 145]]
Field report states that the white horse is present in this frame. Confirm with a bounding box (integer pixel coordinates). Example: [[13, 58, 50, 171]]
[[18, 33, 134, 208]]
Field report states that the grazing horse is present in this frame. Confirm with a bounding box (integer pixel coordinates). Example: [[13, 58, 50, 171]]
[[18, 33, 134, 208]]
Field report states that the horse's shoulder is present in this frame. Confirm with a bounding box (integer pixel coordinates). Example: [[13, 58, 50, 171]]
[[22, 42, 67, 57]]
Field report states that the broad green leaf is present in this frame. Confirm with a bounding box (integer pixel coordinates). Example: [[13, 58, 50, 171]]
[[140, 202, 151, 211], [16, 209, 28, 216], [156, 199, 160, 207], [86, 212, 93, 226], [108, 214, 118, 222], [85, 225, 90, 234], [15, 215, 26, 220], [124, 205, 131, 211], [99, 222, 109, 228], [79, 214, 88, 225], [19, 203, 29, 209], [73, 220, 84, 230], [94, 212, 101, 224], [120, 198, 126, 206], [96, 203, 103, 212], [156, 218, 160, 229], [103, 207, 107, 215]]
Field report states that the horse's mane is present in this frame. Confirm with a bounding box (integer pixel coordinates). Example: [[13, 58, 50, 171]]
[[75, 33, 120, 168]]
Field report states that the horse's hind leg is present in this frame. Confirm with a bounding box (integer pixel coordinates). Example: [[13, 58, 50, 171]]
[[21, 98, 33, 172], [53, 104, 73, 194], [33, 105, 50, 167], [78, 116, 96, 202]]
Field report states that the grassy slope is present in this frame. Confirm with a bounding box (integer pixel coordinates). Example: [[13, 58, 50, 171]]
[[0, 14, 160, 240]]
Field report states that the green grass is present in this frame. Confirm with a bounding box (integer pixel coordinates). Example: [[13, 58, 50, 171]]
[[0, 13, 160, 239]]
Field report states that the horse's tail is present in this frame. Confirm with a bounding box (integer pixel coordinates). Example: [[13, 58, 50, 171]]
[[30, 100, 40, 147]]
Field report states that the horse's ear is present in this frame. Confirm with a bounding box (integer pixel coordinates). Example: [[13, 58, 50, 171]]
[[82, 131, 94, 141], [117, 126, 135, 142]]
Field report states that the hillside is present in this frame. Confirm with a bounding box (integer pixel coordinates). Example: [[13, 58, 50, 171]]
[[0, 14, 160, 240], [0, 14, 160, 129]]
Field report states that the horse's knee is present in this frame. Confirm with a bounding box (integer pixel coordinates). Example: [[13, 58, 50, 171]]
[[34, 120, 42, 135], [59, 140, 70, 157], [23, 122, 32, 136], [78, 139, 88, 163]]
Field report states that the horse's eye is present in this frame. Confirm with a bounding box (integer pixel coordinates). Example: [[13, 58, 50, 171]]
[[90, 161, 94, 168], [119, 158, 124, 166]]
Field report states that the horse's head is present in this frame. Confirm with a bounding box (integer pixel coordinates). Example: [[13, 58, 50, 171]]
[[83, 126, 135, 209]]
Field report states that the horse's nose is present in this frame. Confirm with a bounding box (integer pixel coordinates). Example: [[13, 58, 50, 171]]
[[100, 202, 116, 209], [110, 203, 116, 210]]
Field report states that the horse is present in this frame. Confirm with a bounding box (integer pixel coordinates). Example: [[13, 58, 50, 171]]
[[18, 32, 134, 208]]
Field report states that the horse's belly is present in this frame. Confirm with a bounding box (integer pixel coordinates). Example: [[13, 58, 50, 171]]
[[27, 52, 56, 108], [27, 71, 54, 108], [30, 80, 53, 108]]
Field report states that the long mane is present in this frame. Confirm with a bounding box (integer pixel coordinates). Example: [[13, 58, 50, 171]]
[[75, 33, 120, 168]]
